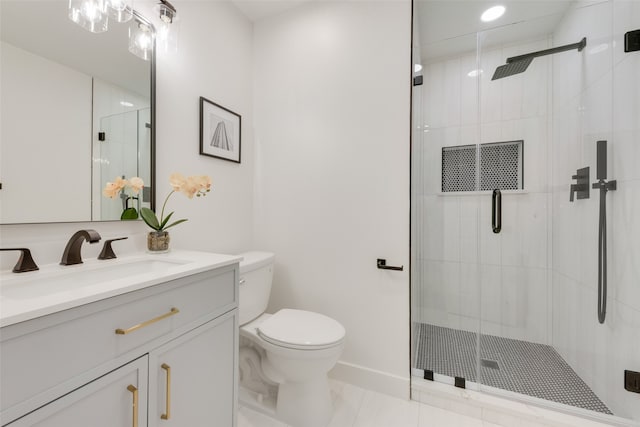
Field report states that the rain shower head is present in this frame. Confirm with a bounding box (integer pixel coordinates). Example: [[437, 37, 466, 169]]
[[491, 37, 587, 80], [491, 57, 534, 80]]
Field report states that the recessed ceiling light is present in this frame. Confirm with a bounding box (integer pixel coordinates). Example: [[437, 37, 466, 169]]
[[414, 63, 423, 73], [481, 5, 505, 22], [120, 101, 134, 107], [467, 69, 483, 77]]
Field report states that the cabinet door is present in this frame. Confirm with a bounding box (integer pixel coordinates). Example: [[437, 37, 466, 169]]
[[7, 356, 148, 427], [148, 310, 237, 427]]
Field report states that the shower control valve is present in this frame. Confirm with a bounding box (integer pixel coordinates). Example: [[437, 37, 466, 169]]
[[569, 167, 590, 202]]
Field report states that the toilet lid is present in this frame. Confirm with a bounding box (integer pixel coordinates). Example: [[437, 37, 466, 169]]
[[257, 309, 345, 350]]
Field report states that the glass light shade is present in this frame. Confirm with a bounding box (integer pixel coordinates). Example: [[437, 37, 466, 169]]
[[156, 18, 179, 54], [105, 0, 133, 23], [68, 0, 108, 33], [128, 19, 153, 61], [155, 3, 179, 54]]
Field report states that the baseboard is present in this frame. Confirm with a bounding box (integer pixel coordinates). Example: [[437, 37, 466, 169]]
[[329, 361, 410, 400]]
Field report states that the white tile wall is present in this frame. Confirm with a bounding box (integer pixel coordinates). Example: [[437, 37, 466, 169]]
[[551, 0, 640, 422], [416, 36, 553, 344], [613, 184, 640, 312]]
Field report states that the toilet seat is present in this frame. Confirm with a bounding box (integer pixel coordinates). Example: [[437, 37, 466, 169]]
[[257, 309, 345, 350]]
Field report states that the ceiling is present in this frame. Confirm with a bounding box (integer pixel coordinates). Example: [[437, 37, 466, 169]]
[[415, 0, 574, 62], [233, 0, 575, 62]]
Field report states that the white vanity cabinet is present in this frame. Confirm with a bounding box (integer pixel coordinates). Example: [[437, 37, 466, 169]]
[[0, 261, 239, 427], [148, 312, 236, 426], [8, 356, 149, 427]]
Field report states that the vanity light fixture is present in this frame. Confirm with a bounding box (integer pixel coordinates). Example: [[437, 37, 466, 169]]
[[104, 0, 133, 23], [69, 0, 134, 32], [68, 0, 109, 33], [68, 0, 177, 59], [155, 0, 179, 53], [481, 5, 506, 22], [128, 19, 153, 61]]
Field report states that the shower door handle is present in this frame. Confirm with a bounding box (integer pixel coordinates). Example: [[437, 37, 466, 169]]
[[492, 189, 502, 234]]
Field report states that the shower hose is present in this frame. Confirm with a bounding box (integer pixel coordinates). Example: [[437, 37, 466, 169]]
[[597, 190, 607, 324]]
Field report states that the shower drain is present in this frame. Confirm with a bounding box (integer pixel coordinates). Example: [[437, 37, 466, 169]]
[[481, 359, 500, 370]]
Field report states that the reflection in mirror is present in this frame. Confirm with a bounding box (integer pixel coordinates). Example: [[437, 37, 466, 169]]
[[0, 1, 154, 224]]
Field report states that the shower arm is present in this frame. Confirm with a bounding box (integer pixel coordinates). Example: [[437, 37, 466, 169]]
[[506, 37, 586, 64]]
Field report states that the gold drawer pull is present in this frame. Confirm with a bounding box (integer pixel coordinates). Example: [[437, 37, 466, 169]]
[[161, 363, 172, 420], [115, 308, 180, 335], [127, 384, 139, 427]]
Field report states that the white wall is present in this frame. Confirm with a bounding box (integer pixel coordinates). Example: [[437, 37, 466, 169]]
[[0, 41, 92, 224], [252, 0, 412, 398], [551, 0, 640, 420], [153, 0, 254, 254], [416, 37, 552, 345], [1, 1, 254, 267]]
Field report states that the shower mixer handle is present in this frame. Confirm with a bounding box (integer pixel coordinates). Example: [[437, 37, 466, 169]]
[[569, 167, 590, 202]]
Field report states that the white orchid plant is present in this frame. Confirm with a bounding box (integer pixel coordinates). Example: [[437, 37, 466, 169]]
[[103, 176, 145, 219], [140, 173, 211, 232], [103, 173, 212, 230]]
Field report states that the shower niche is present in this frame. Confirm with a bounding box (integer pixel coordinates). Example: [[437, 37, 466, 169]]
[[441, 140, 523, 192]]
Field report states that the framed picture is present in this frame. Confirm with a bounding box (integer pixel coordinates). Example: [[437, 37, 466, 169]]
[[199, 96, 241, 163]]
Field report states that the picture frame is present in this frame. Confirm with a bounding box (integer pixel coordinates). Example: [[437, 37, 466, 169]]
[[199, 96, 241, 163]]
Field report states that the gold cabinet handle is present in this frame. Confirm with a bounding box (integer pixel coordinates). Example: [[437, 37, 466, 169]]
[[161, 363, 172, 420], [115, 308, 180, 335], [127, 385, 138, 427]]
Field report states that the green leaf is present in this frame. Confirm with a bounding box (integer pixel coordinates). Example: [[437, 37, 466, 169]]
[[140, 207, 161, 230], [159, 211, 174, 230], [163, 219, 188, 230], [120, 208, 139, 220]]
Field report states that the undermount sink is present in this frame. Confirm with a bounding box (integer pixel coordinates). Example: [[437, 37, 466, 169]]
[[1, 257, 188, 300], [0, 250, 242, 328]]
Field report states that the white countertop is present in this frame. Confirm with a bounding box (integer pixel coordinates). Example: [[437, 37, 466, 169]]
[[0, 250, 241, 328]]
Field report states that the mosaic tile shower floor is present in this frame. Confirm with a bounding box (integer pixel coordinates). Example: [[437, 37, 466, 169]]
[[414, 323, 611, 414]]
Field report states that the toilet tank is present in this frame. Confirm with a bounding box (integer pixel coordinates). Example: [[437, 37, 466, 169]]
[[238, 251, 275, 325]]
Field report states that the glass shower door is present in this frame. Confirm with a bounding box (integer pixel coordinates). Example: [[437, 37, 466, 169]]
[[475, 19, 555, 403], [99, 110, 140, 220], [412, 0, 639, 422], [411, 30, 482, 389], [474, 2, 638, 420]]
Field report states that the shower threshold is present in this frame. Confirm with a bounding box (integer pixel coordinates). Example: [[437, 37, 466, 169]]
[[414, 323, 612, 415]]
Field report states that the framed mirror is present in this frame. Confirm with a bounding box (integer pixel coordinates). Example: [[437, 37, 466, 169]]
[[0, 1, 155, 224]]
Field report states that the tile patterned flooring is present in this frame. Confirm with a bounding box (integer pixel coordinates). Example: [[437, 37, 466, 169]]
[[414, 323, 611, 414], [237, 379, 617, 427], [238, 380, 503, 427]]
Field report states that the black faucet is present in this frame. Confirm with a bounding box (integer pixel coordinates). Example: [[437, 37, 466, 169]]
[[98, 237, 128, 260], [60, 230, 101, 266], [0, 248, 39, 273]]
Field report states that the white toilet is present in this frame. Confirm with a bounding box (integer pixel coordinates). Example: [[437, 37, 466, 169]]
[[238, 251, 346, 427]]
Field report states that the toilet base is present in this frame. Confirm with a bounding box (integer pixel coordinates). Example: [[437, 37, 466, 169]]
[[277, 377, 333, 427]]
